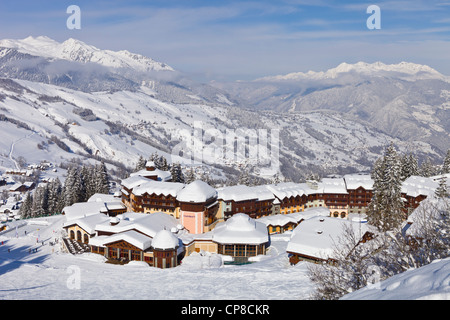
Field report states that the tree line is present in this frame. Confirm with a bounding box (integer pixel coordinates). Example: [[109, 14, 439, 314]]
[[19, 161, 110, 219]]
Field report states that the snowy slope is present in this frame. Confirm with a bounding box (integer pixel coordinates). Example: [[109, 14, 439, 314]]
[[341, 257, 450, 300]]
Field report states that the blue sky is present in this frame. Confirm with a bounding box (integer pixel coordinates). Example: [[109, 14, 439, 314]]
[[1, 0, 450, 81]]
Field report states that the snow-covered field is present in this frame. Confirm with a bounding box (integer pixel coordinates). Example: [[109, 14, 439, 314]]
[[1, 215, 449, 301]]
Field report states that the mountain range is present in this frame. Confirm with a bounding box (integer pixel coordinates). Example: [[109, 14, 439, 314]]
[[0, 36, 447, 183]]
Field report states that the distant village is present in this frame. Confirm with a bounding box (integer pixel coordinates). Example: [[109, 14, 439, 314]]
[[1, 157, 449, 268]]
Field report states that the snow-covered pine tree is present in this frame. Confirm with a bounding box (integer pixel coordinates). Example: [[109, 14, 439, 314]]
[[63, 166, 82, 207], [367, 143, 404, 232], [420, 157, 436, 177], [31, 184, 49, 217], [408, 153, 419, 177], [135, 155, 146, 171], [237, 170, 251, 186], [184, 168, 196, 184], [367, 157, 385, 228], [435, 176, 449, 198], [158, 155, 169, 171], [94, 161, 110, 194], [400, 153, 418, 181], [170, 162, 185, 183], [19, 192, 33, 219], [47, 178, 63, 215], [442, 150, 450, 174]]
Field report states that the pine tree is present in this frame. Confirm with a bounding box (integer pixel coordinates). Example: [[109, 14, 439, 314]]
[[47, 178, 63, 215], [135, 155, 146, 171], [442, 150, 450, 174], [435, 176, 448, 198], [400, 153, 418, 181], [170, 162, 185, 183], [31, 185, 49, 217], [19, 192, 33, 219], [367, 143, 405, 232], [184, 168, 196, 184], [420, 157, 436, 177], [94, 161, 110, 194], [237, 170, 251, 186], [63, 166, 82, 207], [408, 153, 419, 177]]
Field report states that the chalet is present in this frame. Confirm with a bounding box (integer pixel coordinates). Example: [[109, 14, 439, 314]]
[[401, 176, 438, 215], [130, 161, 172, 182], [286, 216, 375, 265], [9, 181, 35, 193]]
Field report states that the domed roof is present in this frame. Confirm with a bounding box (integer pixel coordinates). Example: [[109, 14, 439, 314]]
[[177, 180, 217, 203], [225, 213, 256, 232], [151, 229, 179, 250]]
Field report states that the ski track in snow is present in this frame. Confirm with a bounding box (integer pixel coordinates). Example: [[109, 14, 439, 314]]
[[7, 131, 36, 170]]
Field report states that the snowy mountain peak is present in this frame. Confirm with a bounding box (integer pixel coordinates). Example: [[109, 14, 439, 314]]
[[257, 61, 444, 82], [0, 36, 174, 73]]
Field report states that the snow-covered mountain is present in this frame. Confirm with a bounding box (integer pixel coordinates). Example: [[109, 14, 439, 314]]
[[213, 61, 450, 155], [256, 61, 446, 82], [0, 36, 173, 72], [0, 37, 443, 181]]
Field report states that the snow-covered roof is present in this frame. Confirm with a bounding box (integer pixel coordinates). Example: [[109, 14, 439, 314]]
[[257, 214, 298, 227], [63, 213, 110, 234], [151, 229, 180, 250], [343, 174, 374, 190], [177, 180, 217, 203], [132, 180, 185, 197], [266, 182, 308, 199], [404, 197, 449, 237], [257, 207, 330, 227], [217, 185, 258, 202], [102, 230, 153, 251], [63, 201, 108, 221], [87, 193, 117, 203], [320, 178, 348, 194], [286, 216, 371, 261], [94, 211, 179, 239], [120, 175, 152, 190], [401, 175, 438, 197], [213, 213, 269, 245], [217, 184, 275, 202], [130, 168, 172, 182]]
